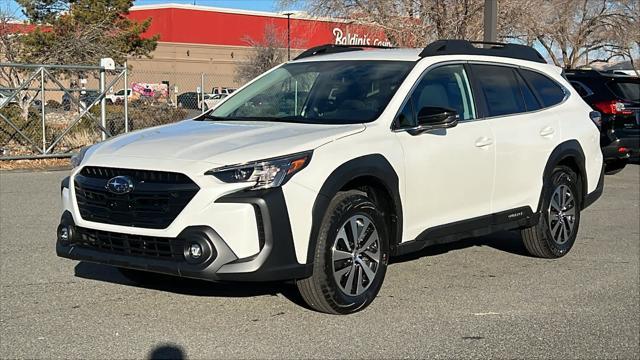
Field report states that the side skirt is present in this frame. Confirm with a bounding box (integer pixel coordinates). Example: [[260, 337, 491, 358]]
[[394, 207, 539, 256]]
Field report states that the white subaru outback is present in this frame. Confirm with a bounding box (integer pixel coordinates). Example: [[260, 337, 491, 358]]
[[57, 40, 604, 314]]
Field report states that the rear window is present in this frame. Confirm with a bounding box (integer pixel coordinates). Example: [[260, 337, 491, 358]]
[[569, 81, 593, 98], [520, 69, 566, 107], [607, 80, 640, 102]]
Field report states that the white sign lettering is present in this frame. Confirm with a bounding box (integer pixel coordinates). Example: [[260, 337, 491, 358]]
[[333, 28, 392, 47]]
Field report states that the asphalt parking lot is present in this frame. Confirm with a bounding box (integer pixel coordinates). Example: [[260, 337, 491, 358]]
[[1, 166, 638, 359]]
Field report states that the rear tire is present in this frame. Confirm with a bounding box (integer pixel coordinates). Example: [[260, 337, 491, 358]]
[[521, 165, 581, 258], [297, 190, 389, 314]]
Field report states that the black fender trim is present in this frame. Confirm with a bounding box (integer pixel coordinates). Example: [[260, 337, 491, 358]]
[[308, 154, 403, 263], [583, 164, 604, 210], [61, 176, 70, 193], [538, 140, 588, 212]]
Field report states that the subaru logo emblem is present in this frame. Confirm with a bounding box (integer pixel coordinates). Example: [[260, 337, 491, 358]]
[[105, 176, 134, 195]]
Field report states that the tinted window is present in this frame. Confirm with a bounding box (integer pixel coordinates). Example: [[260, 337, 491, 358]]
[[411, 64, 476, 120], [607, 80, 640, 102], [471, 65, 526, 117], [396, 98, 415, 128], [569, 81, 592, 98], [516, 72, 541, 111], [520, 69, 566, 107], [209, 61, 414, 124]]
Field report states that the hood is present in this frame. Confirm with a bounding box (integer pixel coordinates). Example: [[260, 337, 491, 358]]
[[89, 119, 365, 165]]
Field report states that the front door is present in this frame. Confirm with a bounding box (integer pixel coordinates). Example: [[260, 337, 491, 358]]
[[394, 64, 495, 240]]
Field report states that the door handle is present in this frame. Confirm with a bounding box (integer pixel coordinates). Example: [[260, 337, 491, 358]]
[[539, 127, 555, 137], [475, 137, 493, 148]]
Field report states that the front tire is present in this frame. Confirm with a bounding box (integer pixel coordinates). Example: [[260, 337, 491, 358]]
[[297, 190, 389, 314], [521, 165, 581, 258]]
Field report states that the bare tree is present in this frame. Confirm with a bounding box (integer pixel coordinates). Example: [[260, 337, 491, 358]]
[[594, 0, 640, 75], [512, 0, 638, 68], [235, 24, 288, 85], [279, 0, 537, 47], [281, 0, 638, 70]]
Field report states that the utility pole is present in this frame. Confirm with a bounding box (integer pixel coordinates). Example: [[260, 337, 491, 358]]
[[283, 12, 294, 61], [483, 0, 497, 45]]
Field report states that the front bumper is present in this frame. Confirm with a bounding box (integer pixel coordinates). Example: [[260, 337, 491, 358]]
[[57, 179, 312, 282]]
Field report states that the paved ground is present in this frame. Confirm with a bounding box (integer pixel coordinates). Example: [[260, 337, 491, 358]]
[[1, 165, 638, 359]]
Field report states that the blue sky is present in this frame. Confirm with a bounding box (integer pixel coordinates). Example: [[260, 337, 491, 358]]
[[3, 0, 298, 19]]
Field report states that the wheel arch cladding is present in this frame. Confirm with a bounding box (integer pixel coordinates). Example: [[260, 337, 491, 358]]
[[307, 154, 403, 264], [540, 140, 587, 210]]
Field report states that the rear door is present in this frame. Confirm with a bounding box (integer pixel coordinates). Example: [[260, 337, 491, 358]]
[[469, 64, 565, 214]]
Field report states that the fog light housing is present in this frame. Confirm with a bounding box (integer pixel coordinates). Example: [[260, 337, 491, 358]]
[[57, 224, 73, 244], [189, 243, 202, 259], [182, 235, 214, 265]]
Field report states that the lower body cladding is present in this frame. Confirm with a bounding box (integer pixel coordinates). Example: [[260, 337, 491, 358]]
[[56, 184, 312, 282]]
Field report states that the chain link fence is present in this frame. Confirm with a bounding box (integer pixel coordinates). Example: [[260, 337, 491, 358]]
[[1, 63, 238, 160]]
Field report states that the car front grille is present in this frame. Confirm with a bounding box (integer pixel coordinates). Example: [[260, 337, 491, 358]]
[[74, 166, 200, 229], [74, 226, 185, 260]]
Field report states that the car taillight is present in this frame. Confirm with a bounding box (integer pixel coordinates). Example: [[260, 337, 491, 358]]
[[589, 111, 602, 127], [593, 100, 633, 115]]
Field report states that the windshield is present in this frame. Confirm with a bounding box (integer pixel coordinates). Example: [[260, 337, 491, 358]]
[[607, 80, 640, 102], [205, 60, 414, 124]]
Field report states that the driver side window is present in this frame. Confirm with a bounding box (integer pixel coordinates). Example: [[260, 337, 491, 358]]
[[402, 64, 476, 126]]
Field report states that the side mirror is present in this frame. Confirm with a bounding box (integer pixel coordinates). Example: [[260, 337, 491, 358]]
[[406, 106, 459, 135], [417, 106, 459, 127]]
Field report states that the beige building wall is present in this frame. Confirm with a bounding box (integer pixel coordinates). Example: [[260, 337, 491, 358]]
[[128, 42, 251, 88], [126, 41, 303, 97]]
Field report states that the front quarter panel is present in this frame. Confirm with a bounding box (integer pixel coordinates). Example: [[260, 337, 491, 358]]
[[283, 125, 405, 264]]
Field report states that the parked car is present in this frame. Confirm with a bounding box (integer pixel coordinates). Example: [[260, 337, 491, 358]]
[[176, 92, 201, 109], [202, 93, 228, 111], [79, 90, 100, 110], [105, 88, 132, 104], [211, 87, 236, 95], [566, 69, 639, 173], [57, 40, 604, 314]]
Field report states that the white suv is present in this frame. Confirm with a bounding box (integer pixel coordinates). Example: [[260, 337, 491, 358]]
[[57, 41, 604, 314]]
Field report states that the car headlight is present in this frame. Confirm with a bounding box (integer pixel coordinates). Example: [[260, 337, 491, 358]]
[[206, 151, 312, 190], [70, 145, 91, 168]]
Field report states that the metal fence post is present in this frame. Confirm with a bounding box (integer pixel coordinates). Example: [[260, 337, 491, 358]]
[[124, 62, 129, 133], [201, 73, 205, 113], [40, 67, 46, 154], [100, 67, 106, 140]]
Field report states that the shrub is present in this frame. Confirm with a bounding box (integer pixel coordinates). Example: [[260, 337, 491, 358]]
[[46, 100, 61, 109]]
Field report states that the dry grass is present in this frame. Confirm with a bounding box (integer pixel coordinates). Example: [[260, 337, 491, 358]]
[[0, 158, 71, 171]]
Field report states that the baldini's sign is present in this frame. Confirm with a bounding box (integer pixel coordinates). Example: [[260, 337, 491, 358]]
[[333, 28, 392, 47]]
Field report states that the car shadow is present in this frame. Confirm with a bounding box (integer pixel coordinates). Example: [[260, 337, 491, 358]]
[[391, 230, 532, 264], [147, 343, 186, 360], [73, 262, 311, 309]]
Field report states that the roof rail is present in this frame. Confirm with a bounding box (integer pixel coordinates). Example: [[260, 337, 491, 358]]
[[419, 40, 546, 64], [294, 44, 395, 60]]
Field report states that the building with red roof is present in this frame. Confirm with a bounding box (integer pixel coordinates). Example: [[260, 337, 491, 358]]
[[125, 4, 389, 89]]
